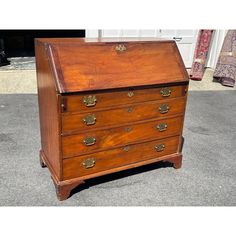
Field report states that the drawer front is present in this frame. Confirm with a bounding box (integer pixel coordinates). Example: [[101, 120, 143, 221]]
[[62, 116, 183, 158], [63, 136, 180, 180], [62, 97, 186, 134], [61, 85, 187, 113]]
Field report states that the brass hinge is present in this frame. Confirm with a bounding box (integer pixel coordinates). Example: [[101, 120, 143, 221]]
[[61, 97, 67, 112]]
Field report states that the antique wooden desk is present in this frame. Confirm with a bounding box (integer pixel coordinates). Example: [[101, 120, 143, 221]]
[[35, 38, 189, 200]]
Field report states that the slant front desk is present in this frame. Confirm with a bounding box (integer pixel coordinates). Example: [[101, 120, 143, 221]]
[[35, 38, 189, 200]]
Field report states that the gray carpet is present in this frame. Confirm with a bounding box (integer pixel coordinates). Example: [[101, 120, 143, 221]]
[[0, 91, 236, 206]]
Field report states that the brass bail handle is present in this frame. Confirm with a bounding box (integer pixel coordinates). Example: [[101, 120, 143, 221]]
[[115, 44, 127, 52], [156, 123, 168, 132], [155, 143, 165, 152], [83, 95, 97, 107], [159, 104, 170, 114], [160, 87, 172, 97], [82, 158, 96, 169], [83, 114, 96, 126], [83, 137, 96, 146]]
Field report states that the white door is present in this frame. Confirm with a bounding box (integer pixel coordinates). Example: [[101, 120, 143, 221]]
[[160, 30, 198, 68], [86, 29, 198, 68]]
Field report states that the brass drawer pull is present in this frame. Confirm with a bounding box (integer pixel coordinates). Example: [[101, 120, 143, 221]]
[[127, 91, 134, 97], [160, 87, 172, 97], [82, 158, 96, 169], [115, 44, 127, 52], [83, 137, 96, 146], [155, 143, 165, 152], [83, 114, 96, 125], [83, 95, 97, 107], [159, 104, 169, 114], [156, 123, 167, 132]]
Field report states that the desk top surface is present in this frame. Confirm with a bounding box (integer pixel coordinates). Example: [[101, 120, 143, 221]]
[[35, 38, 189, 93]]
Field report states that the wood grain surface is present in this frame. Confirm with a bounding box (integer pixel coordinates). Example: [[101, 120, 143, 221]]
[[63, 135, 180, 180], [35, 40, 62, 180], [62, 97, 186, 133], [62, 116, 183, 158], [48, 40, 188, 93], [35, 38, 189, 200], [61, 85, 187, 113]]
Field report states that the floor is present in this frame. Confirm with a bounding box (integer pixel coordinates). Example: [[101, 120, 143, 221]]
[[0, 57, 235, 93], [0, 91, 235, 206], [0, 57, 36, 71]]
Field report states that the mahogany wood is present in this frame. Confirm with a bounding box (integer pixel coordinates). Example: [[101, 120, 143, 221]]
[[35, 40, 62, 180], [61, 85, 186, 113], [35, 38, 189, 200], [45, 39, 189, 93], [62, 97, 186, 133], [63, 136, 179, 180], [165, 155, 183, 169], [62, 116, 183, 158], [51, 177, 85, 201]]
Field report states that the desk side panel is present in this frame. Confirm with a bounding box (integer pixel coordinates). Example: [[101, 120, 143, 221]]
[[35, 40, 61, 181]]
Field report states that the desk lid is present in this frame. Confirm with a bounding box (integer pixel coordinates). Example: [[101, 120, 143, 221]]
[[36, 38, 189, 93]]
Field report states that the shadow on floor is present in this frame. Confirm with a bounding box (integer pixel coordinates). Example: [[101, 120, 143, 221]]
[[70, 160, 174, 197]]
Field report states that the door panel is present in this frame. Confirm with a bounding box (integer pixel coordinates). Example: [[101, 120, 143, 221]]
[[152, 29, 197, 68], [174, 30, 197, 67]]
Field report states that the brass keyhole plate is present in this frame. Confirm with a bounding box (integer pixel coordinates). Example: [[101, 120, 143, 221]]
[[115, 44, 127, 52], [127, 107, 133, 113], [127, 91, 134, 97], [124, 127, 132, 132], [123, 146, 130, 152]]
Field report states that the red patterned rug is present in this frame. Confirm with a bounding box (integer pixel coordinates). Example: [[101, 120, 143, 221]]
[[213, 30, 236, 87], [190, 30, 214, 81]]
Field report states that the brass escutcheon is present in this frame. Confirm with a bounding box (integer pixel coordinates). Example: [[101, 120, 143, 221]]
[[83, 95, 97, 107], [82, 158, 96, 169], [155, 143, 165, 152], [83, 114, 96, 125], [127, 107, 133, 113], [159, 104, 169, 114], [115, 44, 127, 52], [160, 87, 172, 97], [123, 146, 130, 152], [83, 137, 96, 146], [156, 123, 168, 132], [127, 91, 134, 97], [124, 127, 132, 132]]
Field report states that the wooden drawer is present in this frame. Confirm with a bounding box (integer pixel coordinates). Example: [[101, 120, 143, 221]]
[[61, 85, 186, 113], [63, 135, 180, 180], [62, 96, 186, 134], [62, 116, 183, 158]]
